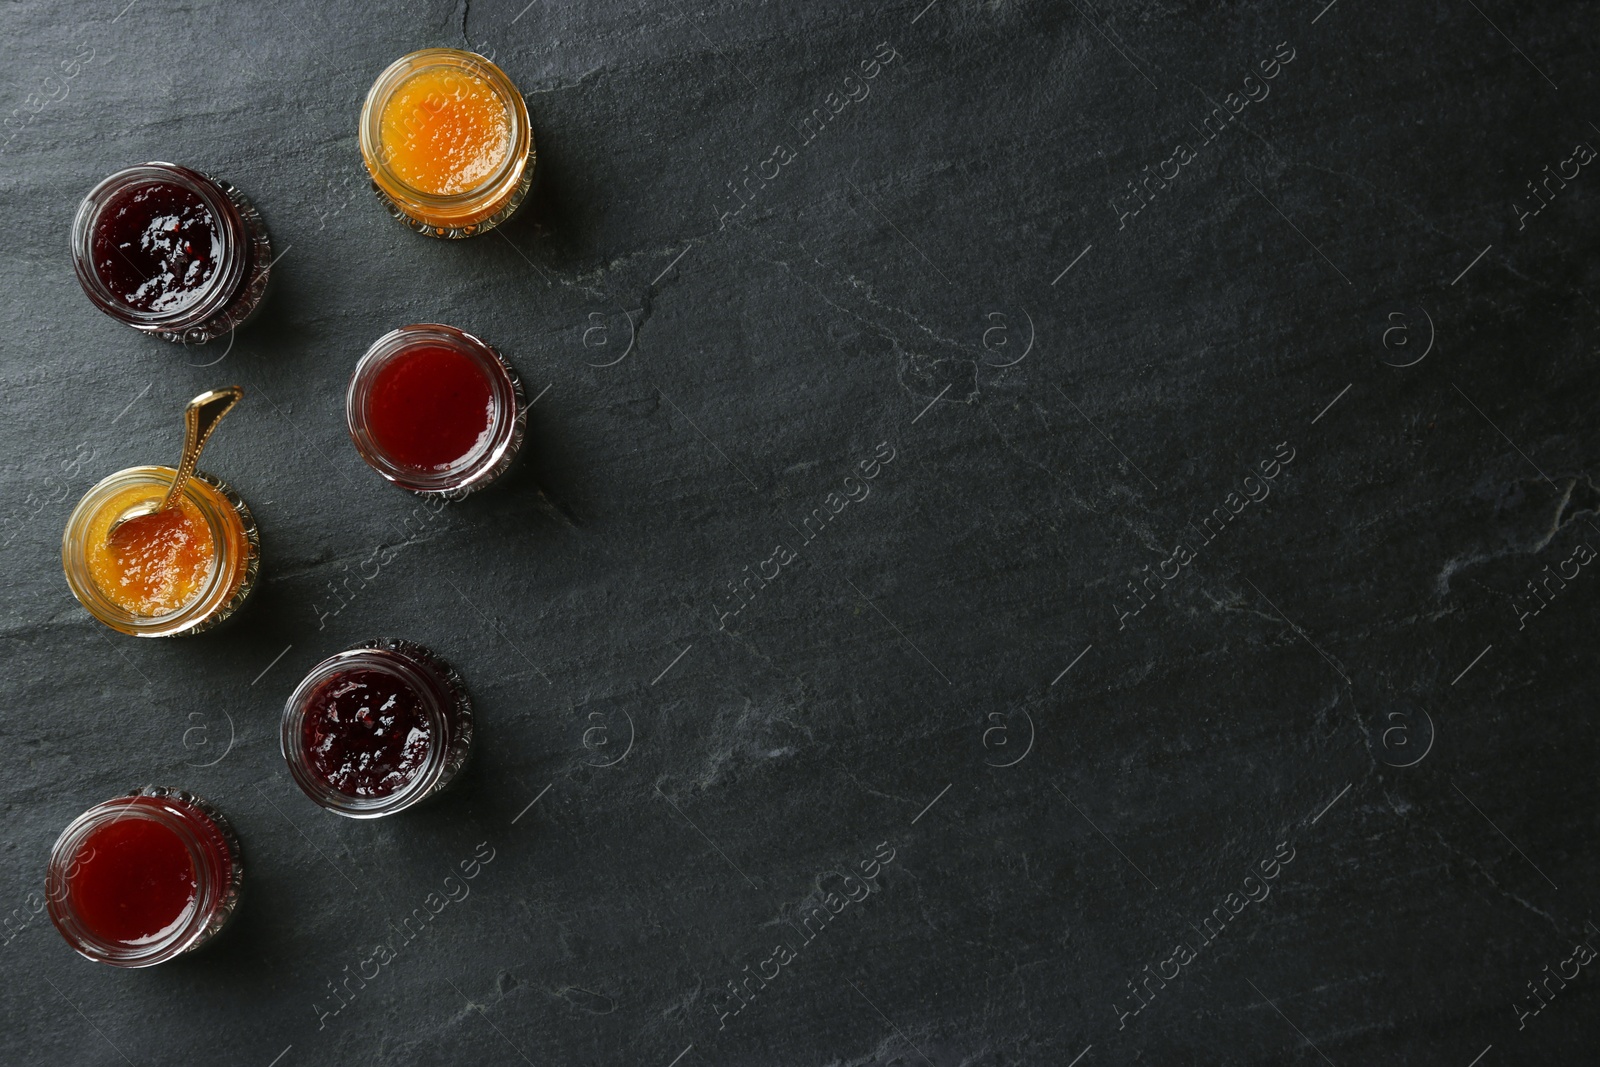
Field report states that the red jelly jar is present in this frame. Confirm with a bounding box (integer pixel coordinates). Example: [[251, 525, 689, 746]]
[[46, 787, 243, 967], [281, 639, 474, 818], [71, 162, 273, 343], [346, 323, 525, 495]]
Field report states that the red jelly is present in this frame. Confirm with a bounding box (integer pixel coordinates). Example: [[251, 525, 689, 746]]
[[367, 345, 495, 470], [47, 788, 243, 967], [347, 324, 525, 495], [301, 667, 433, 798], [283, 640, 474, 818], [69, 815, 198, 944]]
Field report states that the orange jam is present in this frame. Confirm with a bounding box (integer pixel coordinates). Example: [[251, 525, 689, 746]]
[[379, 66, 510, 195], [86, 486, 215, 617]]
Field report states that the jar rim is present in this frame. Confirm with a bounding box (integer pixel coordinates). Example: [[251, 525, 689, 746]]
[[359, 48, 533, 214], [346, 322, 524, 494], [46, 790, 231, 967], [70, 162, 250, 330], [280, 644, 456, 819], [61, 465, 255, 637]]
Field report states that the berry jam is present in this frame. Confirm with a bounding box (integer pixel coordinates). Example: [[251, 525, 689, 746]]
[[67, 813, 198, 945], [301, 668, 433, 798], [284, 641, 473, 816], [366, 344, 496, 470], [91, 180, 223, 314]]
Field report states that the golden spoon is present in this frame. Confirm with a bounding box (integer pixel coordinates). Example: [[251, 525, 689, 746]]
[[108, 386, 243, 540]]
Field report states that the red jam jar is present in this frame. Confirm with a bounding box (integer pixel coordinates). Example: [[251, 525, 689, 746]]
[[346, 323, 526, 495], [46, 787, 243, 967], [281, 639, 474, 819], [71, 162, 272, 343]]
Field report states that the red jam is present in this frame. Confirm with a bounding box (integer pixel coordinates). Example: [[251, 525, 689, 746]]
[[67, 814, 198, 945], [366, 344, 495, 470], [301, 668, 433, 798], [92, 180, 223, 313]]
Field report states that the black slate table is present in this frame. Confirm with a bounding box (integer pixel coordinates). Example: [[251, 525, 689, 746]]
[[3, 1, 1598, 1064]]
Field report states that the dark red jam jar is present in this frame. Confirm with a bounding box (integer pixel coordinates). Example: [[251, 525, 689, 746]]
[[346, 324, 526, 495], [46, 787, 243, 967], [71, 162, 272, 343], [281, 639, 474, 818]]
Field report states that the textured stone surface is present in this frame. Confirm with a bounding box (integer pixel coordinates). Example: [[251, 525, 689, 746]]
[[2, 0, 1598, 1063]]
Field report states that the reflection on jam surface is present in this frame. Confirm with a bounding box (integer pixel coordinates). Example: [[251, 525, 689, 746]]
[[379, 66, 510, 195], [87, 486, 215, 617], [367, 345, 495, 471], [302, 668, 433, 797], [92, 181, 222, 313], [68, 814, 198, 945]]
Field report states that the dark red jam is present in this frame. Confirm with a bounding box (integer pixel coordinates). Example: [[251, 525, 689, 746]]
[[301, 667, 433, 798], [367, 344, 495, 470], [91, 181, 223, 313], [67, 814, 198, 945]]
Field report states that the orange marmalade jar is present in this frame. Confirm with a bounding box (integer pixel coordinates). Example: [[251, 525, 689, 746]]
[[359, 48, 534, 238], [63, 467, 259, 637]]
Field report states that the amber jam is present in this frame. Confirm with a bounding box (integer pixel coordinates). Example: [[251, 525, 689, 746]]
[[71, 163, 272, 343], [89, 489, 214, 617], [381, 65, 510, 195], [360, 49, 534, 237], [47, 788, 243, 967], [63, 466, 259, 637], [347, 324, 525, 495], [282, 640, 473, 819]]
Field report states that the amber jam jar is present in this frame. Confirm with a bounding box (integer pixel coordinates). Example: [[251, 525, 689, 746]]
[[346, 323, 526, 495], [70, 163, 272, 343], [359, 48, 535, 238], [62, 466, 259, 637], [47, 787, 243, 968], [281, 639, 474, 819]]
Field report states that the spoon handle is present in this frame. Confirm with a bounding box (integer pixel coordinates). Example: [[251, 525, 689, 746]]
[[161, 386, 244, 512]]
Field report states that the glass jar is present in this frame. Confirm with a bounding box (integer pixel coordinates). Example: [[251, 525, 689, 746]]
[[359, 48, 535, 238], [346, 323, 526, 495], [47, 787, 243, 968], [62, 466, 259, 637], [281, 639, 474, 819], [70, 162, 273, 343]]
